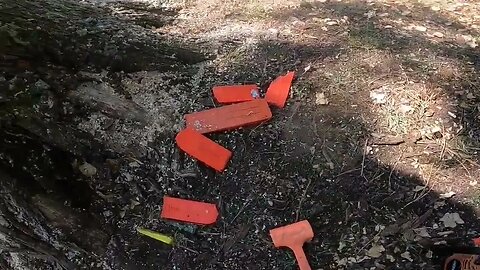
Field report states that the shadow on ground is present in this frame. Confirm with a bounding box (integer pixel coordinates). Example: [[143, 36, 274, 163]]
[[155, 1, 480, 269]]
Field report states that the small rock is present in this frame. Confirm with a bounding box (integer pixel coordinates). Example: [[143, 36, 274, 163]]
[[267, 28, 279, 39], [399, 104, 414, 113], [424, 108, 435, 117], [439, 191, 455, 199], [79, 162, 97, 177], [468, 40, 478, 48], [370, 88, 388, 104], [422, 125, 442, 139], [431, 6, 440, 11], [432, 32, 444, 38], [364, 10, 376, 19], [386, 254, 395, 262], [466, 93, 475, 99], [415, 25, 427, 32], [326, 21, 338, 26], [315, 92, 329, 105], [76, 28, 88, 36]]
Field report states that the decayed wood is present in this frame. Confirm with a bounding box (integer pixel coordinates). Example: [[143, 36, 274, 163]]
[[0, 171, 76, 269], [69, 82, 147, 123]]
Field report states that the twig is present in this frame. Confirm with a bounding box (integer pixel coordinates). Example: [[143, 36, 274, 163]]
[[296, 178, 313, 221], [388, 148, 405, 191], [248, 120, 270, 136], [177, 244, 199, 254], [229, 199, 251, 225], [357, 230, 383, 255], [360, 139, 368, 180], [402, 165, 438, 210], [334, 168, 361, 178]]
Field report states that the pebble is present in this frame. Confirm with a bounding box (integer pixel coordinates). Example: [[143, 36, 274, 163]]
[[415, 25, 427, 32], [79, 162, 97, 177]]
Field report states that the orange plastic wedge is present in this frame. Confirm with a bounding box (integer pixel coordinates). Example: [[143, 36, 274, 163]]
[[265, 71, 295, 108], [270, 220, 314, 270], [185, 99, 272, 134], [212, 85, 260, 104], [161, 196, 218, 225], [176, 128, 232, 172]]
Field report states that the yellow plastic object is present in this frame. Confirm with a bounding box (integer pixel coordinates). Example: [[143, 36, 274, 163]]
[[137, 228, 174, 245]]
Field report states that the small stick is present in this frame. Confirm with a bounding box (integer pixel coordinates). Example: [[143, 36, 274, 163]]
[[334, 168, 361, 179], [177, 244, 199, 254], [388, 148, 405, 191], [229, 199, 251, 225], [360, 139, 368, 180], [296, 177, 313, 221]]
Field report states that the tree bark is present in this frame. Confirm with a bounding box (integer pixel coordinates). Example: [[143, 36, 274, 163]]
[[0, 0, 202, 268]]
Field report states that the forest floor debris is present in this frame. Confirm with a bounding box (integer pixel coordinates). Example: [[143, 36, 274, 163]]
[[1, 0, 480, 269]]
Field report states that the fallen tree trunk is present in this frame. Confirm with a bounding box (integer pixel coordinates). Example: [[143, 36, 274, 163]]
[[0, 0, 204, 72], [0, 0, 203, 268]]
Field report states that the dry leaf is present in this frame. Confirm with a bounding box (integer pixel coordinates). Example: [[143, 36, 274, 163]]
[[387, 254, 395, 262], [315, 92, 329, 105], [413, 185, 425, 192], [367, 244, 385, 258], [370, 88, 388, 104], [401, 251, 413, 261], [440, 212, 464, 228], [381, 224, 400, 236], [338, 241, 346, 251], [303, 64, 311, 73], [414, 227, 431, 238]]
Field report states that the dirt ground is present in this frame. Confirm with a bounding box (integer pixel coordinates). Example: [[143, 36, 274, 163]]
[[2, 0, 480, 269]]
